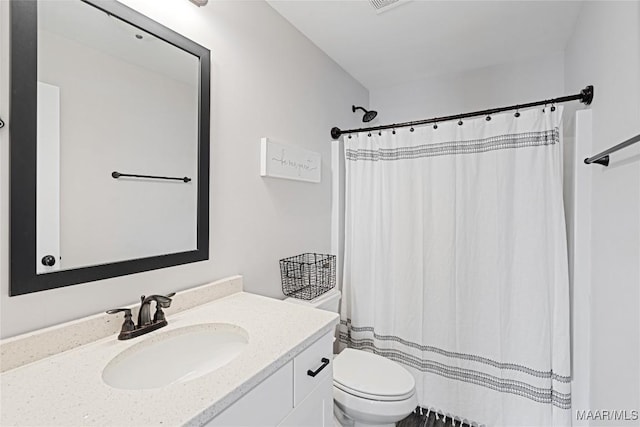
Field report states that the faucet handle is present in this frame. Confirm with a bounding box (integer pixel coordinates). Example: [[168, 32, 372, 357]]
[[106, 308, 136, 333], [153, 293, 176, 323], [143, 294, 173, 307], [106, 308, 132, 315]]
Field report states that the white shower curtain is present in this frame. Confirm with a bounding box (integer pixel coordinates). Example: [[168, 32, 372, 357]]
[[339, 107, 571, 427]]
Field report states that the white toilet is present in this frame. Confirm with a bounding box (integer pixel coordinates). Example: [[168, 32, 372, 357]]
[[285, 289, 417, 427]]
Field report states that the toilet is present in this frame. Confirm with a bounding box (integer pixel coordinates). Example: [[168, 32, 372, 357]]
[[285, 289, 417, 427]]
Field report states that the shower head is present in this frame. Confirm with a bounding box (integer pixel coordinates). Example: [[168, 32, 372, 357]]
[[363, 110, 378, 122], [352, 105, 378, 123]]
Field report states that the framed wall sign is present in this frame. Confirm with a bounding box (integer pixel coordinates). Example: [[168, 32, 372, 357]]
[[260, 137, 321, 183]]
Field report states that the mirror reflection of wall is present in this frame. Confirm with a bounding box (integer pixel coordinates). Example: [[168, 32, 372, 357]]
[[36, 0, 200, 273]]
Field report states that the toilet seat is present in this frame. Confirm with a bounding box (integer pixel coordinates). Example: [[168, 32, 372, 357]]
[[333, 380, 415, 401], [333, 349, 416, 402]]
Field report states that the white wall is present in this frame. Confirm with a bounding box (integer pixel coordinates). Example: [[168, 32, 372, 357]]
[[0, 0, 368, 338], [370, 51, 566, 124], [565, 1, 640, 420]]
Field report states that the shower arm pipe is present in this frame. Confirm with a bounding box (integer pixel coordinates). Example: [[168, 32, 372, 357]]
[[330, 85, 594, 140], [583, 133, 640, 167]]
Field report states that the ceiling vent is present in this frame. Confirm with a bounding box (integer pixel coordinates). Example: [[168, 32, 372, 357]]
[[368, 0, 411, 14]]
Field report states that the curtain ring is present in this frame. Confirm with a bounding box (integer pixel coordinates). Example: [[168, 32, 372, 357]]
[[433, 122, 438, 129], [458, 120, 463, 126], [392, 128, 396, 135], [410, 127, 414, 132], [378, 131, 382, 136], [348, 134, 352, 139], [551, 103, 556, 112], [485, 115, 491, 121], [367, 132, 371, 137], [514, 108, 520, 118]]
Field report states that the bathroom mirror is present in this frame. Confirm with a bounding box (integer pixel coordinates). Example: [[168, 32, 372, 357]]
[[10, 0, 210, 296]]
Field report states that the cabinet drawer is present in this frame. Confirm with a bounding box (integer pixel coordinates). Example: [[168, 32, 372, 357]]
[[293, 331, 333, 406]]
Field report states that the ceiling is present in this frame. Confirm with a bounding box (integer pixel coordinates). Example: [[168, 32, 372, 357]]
[[267, 1, 583, 91]]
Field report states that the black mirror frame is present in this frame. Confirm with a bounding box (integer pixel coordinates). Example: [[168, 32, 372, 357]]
[[9, 0, 210, 296]]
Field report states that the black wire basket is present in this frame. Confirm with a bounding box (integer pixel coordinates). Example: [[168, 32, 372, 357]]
[[280, 253, 336, 300]]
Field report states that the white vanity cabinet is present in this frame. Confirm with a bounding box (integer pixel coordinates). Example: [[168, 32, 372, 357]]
[[279, 375, 333, 427], [205, 331, 334, 427]]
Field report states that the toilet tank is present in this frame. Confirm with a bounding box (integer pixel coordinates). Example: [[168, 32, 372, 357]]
[[284, 289, 341, 313]]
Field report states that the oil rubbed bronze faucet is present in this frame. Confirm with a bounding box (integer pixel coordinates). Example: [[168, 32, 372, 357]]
[[107, 292, 176, 340]]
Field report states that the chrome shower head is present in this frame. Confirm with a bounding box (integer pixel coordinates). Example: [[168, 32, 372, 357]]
[[352, 105, 378, 123]]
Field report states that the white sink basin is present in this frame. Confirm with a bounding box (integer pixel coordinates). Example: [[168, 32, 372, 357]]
[[102, 323, 248, 390]]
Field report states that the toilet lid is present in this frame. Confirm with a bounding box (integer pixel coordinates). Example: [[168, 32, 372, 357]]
[[333, 349, 415, 401]]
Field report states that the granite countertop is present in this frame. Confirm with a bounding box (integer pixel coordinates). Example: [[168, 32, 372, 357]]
[[0, 291, 339, 426]]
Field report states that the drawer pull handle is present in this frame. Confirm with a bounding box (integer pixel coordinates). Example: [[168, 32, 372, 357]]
[[307, 358, 330, 377]]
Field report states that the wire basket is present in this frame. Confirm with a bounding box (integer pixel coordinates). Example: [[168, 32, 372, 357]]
[[280, 253, 336, 300]]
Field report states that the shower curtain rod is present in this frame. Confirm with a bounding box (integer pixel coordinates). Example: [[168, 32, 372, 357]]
[[330, 85, 594, 140]]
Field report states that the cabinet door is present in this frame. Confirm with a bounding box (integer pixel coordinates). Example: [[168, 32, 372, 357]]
[[279, 375, 333, 427], [205, 361, 293, 427]]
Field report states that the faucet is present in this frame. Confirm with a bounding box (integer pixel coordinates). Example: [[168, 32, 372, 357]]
[[107, 292, 175, 340], [137, 294, 174, 327]]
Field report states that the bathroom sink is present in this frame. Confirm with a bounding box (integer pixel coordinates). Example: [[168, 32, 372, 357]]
[[102, 323, 249, 390]]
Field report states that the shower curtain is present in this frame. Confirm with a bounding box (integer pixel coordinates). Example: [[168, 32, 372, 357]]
[[339, 107, 571, 426]]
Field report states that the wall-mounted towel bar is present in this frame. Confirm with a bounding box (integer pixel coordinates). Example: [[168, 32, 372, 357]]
[[111, 171, 191, 183], [584, 133, 640, 166]]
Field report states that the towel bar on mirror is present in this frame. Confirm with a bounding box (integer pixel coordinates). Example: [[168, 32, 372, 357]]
[[111, 171, 191, 183]]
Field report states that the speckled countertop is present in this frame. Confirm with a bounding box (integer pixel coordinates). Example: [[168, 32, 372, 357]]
[[0, 292, 339, 426]]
